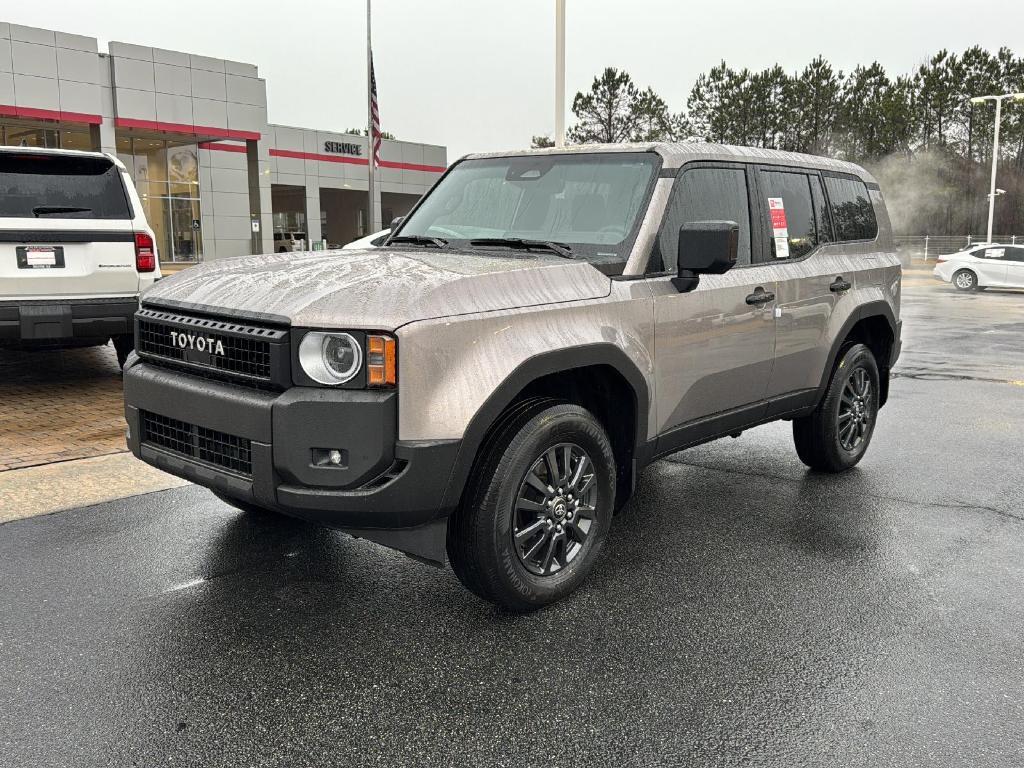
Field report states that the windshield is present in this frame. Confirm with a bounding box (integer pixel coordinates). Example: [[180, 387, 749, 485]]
[[395, 152, 659, 265], [0, 152, 132, 219]]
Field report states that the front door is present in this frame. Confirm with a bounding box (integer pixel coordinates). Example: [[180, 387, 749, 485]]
[[651, 164, 776, 443], [1003, 245, 1024, 287], [976, 246, 1016, 286]]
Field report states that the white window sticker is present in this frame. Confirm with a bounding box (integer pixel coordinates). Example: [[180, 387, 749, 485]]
[[768, 197, 790, 259], [985, 248, 1005, 259]]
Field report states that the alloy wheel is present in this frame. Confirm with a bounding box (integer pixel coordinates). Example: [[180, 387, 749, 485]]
[[512, 443, 597, 576], [955, 272, 974, 289], [838, 366, 873, 451]]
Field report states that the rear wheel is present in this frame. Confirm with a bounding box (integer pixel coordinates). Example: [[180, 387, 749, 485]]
[[953, 269, 978, 291], [793, 343, 880, 473], [447, 402, 615, 612]]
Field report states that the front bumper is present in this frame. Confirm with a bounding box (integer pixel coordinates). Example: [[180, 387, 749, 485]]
[[0, 297, 136, 345], [123, 358, 459, 561]]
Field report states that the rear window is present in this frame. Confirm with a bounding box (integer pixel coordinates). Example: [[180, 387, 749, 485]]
[[824, 176, 877, 242], [0, 153, 132, 220]]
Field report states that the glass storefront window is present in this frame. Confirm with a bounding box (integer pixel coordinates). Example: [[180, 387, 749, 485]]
[[123, 137, 204, 264], [1, 125, 60, 148]]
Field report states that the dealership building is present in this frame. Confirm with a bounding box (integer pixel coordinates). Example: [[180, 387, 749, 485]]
[[0, 21, 447, 264]]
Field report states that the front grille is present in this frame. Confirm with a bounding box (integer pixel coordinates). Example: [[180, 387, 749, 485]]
[[141, 410, 252, 477], [136, 307, 288, 387]]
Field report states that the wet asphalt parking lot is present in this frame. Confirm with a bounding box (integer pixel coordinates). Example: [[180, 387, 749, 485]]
[[2, 278, 1023, 767]]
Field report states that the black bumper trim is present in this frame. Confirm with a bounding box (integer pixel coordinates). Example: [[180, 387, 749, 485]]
[[124, 360, 460, 536], [0, 298, 137, 342]]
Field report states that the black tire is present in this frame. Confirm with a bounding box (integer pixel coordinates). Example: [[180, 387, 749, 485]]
[[211, 490, 282, 518], [112, 335, 134, 369], [952, 269, 978, 291], [793, 343, 880, 473], [447, 402, 615, 612]]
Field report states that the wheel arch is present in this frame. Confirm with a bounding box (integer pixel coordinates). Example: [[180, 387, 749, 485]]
[[817, 301, 898, 409], [439, 344, 651, 513]]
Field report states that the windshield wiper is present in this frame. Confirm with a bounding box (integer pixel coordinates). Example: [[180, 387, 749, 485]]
[[389, 234, 448, 248], [469, 238, 574, 259], [32, 205, 92, 217]]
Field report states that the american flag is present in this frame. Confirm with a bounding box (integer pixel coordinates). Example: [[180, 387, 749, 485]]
[[370, 53, 381, 169]]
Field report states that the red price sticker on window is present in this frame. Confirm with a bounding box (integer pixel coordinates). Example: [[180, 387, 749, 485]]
[[768, 197, 790, 259]]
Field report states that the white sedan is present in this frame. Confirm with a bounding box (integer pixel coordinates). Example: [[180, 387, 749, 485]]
[[933, 244, 1024, 291]]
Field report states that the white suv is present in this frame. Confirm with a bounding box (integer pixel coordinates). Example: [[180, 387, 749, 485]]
[[0, 146, 160, 368]]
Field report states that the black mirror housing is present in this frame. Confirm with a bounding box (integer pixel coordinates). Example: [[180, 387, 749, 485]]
[[389, 216, 405, 231], [672, 221, 739, 292]]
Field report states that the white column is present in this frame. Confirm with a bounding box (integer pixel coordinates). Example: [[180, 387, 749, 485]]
[[554, 0, 566, 147]]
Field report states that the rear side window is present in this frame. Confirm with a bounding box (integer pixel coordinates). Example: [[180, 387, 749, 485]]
[[659, 166, 753, 270], [824, 176, 877, 242], [0, 153, 132, 220], [759, 170, 822, 260]]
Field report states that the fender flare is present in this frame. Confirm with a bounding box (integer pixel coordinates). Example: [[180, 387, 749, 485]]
[[438, 343, 651, 512], [816, 300, 899, 403]]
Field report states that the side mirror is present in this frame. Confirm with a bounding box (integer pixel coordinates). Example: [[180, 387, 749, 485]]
[[672, 221, 739, 293], [389, 216, 405, 231]]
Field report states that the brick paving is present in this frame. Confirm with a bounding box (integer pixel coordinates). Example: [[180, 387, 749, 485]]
[[0, 343, 127, 471]]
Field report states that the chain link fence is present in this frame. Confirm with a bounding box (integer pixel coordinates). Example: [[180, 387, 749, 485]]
[[895, 235, 1024, 261]]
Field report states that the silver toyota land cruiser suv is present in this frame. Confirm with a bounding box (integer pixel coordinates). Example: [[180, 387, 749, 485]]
[[123, 143, 901, 611]]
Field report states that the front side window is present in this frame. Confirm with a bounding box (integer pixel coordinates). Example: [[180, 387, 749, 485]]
[[759, 170, 821, 260], [824, 176, 878, 242], [396, 153, 659, 266], [657, 166, 753, 270], [1004, 246, 1024, 262], [0, 152, 132, 219]]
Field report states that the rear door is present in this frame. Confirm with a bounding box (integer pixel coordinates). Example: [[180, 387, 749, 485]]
[[0, 151, 139, 300], [759, 167, 851, 406]]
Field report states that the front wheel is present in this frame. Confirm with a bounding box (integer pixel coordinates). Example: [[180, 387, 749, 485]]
[[447, 402, 615, 612], [793, 343, 880, 473]]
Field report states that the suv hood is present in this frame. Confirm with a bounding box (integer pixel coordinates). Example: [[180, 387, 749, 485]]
[[143, 248, 612, 329]]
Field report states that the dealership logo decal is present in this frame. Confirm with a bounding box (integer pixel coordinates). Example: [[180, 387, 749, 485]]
[[170, 330, 225, 356]]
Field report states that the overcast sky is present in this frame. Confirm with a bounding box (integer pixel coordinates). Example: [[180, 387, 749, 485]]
[[9, 1, 1024, 159]]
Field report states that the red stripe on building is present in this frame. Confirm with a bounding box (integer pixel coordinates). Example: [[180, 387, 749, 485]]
[[115, 118, 260, 142], [268, 148, 444, 173], [0, 104, 102, 125], [198, 141, 248, 153]]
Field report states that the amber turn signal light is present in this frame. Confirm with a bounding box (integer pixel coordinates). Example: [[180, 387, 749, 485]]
[[367, 335, 397, 387]]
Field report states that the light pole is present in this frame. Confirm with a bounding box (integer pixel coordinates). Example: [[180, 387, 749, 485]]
[[554, 0, 566, 147], [970, 92, 1024, 244]]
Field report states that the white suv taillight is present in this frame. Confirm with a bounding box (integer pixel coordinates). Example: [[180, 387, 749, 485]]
[[135, 232, 156, 272]]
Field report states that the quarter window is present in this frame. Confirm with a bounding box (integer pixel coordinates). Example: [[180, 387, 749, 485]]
[[658, 166, 753, 270], [759, 170, 821, 260], [824, 176, 878, 242]]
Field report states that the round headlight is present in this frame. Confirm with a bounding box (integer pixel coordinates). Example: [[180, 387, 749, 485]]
[[298, 332, 362, 385]]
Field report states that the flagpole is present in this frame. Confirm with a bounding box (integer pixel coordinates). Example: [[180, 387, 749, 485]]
[[366, 0, 376, 234]]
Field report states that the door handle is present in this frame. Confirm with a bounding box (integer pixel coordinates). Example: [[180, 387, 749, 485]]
[[745, 287, 775, 305], [830, 277, 851, 293]]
